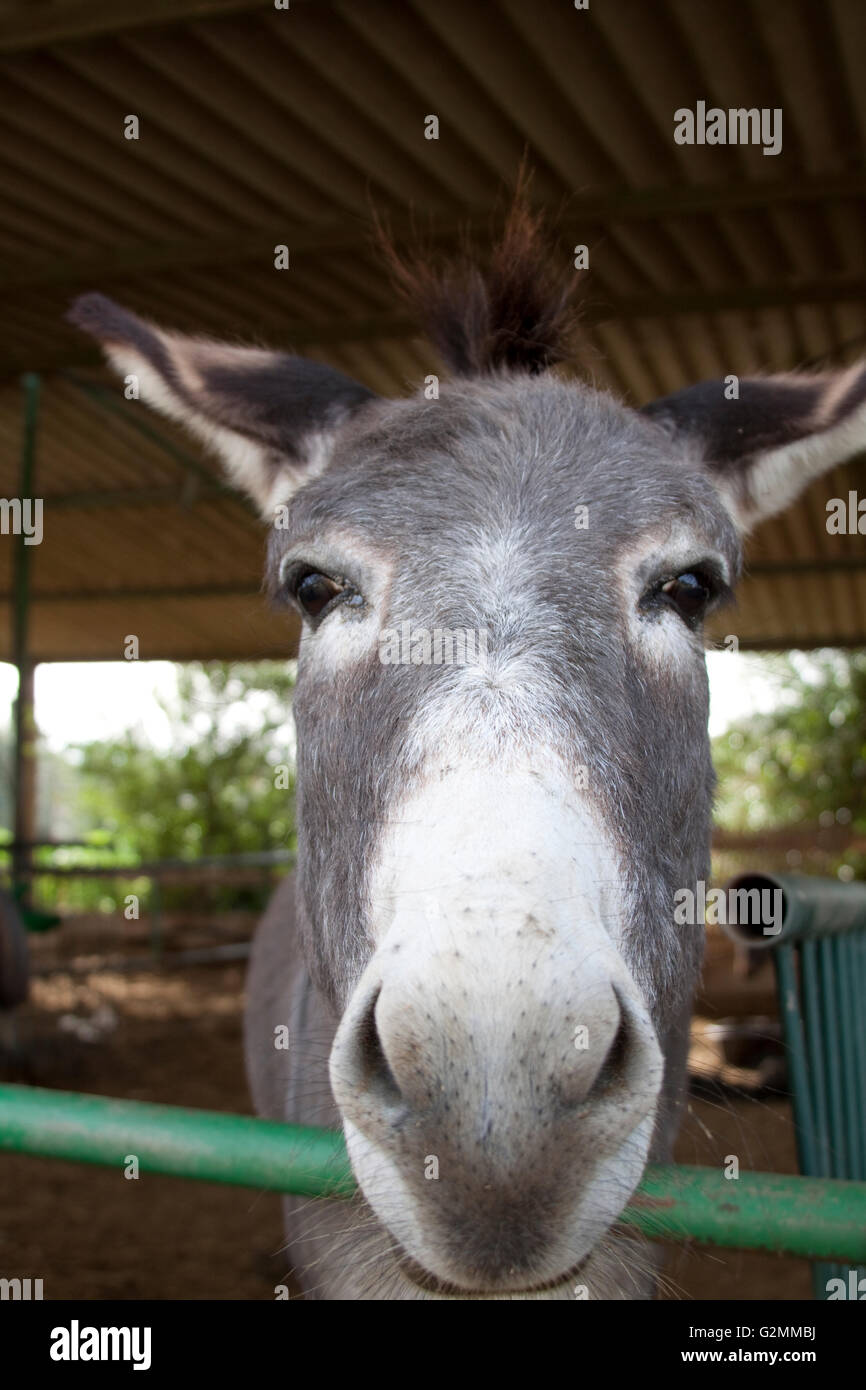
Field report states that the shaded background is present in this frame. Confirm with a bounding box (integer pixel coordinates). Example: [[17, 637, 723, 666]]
[[0, 0, 865, 1300], [1, 0, 865, 656]]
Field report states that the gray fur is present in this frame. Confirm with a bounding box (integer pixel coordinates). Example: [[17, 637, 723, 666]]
[[249, 374, 738, 1298]]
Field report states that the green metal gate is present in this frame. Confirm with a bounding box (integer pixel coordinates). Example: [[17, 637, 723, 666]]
[[724, 873, 866, 1298]]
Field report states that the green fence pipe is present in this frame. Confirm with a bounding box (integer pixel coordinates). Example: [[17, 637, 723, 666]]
[[622, 1164, 866, 1262], [801, 937, 831, 1176], [12, 372, 39, 904], [819, 936, 846, 1181], [0, 1084, 355, 1200], [774, 945, 818, 1175], [2, 1086, 866, 1261], [838, 936, 861, 1180], [723, 872, 866, 947], [857, 935, 866, 1179]]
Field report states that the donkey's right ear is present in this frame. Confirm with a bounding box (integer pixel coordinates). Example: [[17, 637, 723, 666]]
[[68, 294, 376, 520]]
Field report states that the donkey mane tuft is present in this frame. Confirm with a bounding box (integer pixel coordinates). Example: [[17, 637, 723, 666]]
[[377, 190, 582, 378]]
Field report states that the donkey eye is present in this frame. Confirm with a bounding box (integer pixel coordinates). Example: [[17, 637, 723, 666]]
[[659, 572, 713, 623], [293, 570, 345, 619]]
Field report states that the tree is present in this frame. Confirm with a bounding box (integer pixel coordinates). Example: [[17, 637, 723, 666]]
[[74, 662, 296, 893], [712, 650, 866, 879]]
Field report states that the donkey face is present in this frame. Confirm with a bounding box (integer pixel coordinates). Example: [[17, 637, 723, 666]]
[[71, 219, 866, 1298]]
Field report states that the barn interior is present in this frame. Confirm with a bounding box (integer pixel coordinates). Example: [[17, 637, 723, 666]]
[[0, 0, 864, 1301]]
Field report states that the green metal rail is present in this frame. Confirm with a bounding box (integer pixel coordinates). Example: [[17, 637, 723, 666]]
[[723, 873, 866, 1296], [1, 1084, 865, 1262], [0, 1084, 353, 1200]]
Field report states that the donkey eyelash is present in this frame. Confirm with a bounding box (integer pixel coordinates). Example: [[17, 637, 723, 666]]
[[647, 558, 730, 596], [660, 566, 733, 606], [638, 562, 734, 627], [280, 560, 364, 625]]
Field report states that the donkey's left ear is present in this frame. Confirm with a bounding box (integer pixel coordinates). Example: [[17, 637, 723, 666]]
[[642, 366, 866, 532], [68, 294, 376, 520]]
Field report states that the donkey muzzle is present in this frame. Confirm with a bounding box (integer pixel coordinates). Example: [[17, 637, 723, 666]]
[[329, 902, 663, 1292]]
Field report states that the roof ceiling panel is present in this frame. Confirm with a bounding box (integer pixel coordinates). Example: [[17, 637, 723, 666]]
[[0, 0, 863, 657]]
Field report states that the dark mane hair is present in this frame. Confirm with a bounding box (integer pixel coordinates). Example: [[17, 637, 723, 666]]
[[376, 185, 582, 378]]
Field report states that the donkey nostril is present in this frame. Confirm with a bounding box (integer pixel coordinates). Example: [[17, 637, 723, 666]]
[[588, 1012, 630, 1099], [356, 987, 403, 1108]]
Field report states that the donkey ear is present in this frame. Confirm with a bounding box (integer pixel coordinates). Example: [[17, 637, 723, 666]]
[[68, 294, 376, 519], [642, 366, 866, 532]]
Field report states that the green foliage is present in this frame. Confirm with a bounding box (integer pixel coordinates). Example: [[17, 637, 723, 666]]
[[76, 662, 296, 863], [22, 661, 299, 916], [712, 650, 866, 879]]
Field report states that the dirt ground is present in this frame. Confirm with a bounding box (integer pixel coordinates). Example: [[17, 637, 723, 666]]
[[0, 933, 811, 1301]]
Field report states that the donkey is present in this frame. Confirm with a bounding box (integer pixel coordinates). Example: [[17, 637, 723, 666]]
[[70, 202, 866, 1299]]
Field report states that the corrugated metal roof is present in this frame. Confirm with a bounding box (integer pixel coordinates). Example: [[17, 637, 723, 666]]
[[1, 0, 864, 658]]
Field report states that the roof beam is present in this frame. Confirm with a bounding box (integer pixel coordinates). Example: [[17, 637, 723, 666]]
[[0, 0, 281, 54], [745, 557, 866, 575], [605, 280, 866, 320], [5, 176, 866, 295], [0, 584, 262, 603], [59, 373, 258, 516], [48, 484, 231, 509], [713, 637, 866, 652]]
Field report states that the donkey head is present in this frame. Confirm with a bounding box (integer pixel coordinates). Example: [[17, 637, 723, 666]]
[[70, 206, 866, 1298]]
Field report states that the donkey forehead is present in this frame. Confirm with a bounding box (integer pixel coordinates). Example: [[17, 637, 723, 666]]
[[278, 377, 740, 574]]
